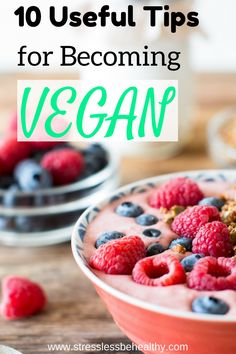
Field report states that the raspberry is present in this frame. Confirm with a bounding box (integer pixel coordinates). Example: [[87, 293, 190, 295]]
[[132, 253, 186, 286], [149, 177, 204, 209], [172, 205, 220, 239], [0, 134, 31, 174], [89, 236, 146, 275], [41, 148, 84, 185], [0, 276, 47, 320], [192, 221, 233, 257], [187, 257, 236, 291]]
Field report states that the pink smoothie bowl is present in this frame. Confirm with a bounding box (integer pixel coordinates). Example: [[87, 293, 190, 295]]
[[71, 170, 236, 354]]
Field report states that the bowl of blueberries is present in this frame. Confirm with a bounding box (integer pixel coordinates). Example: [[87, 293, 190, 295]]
[[0, 118, 118, 246]]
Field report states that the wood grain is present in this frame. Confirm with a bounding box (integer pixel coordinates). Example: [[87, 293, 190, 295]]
[[0, 73, 235, 353]]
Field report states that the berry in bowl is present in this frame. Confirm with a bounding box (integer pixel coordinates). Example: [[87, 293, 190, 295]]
[[0, 129, 118, 246], [72, 171, 236, 354]]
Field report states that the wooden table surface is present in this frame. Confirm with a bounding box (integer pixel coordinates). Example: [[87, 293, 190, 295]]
[[0, 73, 235, 354]]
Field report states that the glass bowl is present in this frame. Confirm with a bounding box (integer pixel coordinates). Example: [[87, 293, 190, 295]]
[[208, 107, 236, 167], [0, 150, 119, 247]]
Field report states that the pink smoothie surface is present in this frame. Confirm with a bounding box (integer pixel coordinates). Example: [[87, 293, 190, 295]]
[[84, 181, 236, 317]]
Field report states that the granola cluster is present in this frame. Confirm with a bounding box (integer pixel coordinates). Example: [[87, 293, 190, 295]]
[[221, 200, 236, 224], [162, 205, 186, 225], [219, 200, 236, 244]]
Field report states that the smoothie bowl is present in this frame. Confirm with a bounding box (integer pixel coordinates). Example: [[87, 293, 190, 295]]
[[72, 170, 236, 354]]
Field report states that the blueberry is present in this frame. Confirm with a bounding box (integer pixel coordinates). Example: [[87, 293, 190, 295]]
[[83, 153, 104, 175], [14, 159, 52, 191], [169, 237, 193, 252], [146, 243, 165, 257], [136, 214, 158, 226], [143, 228, 161, 237], [192, 296, 229, 315], [116, 202, 144, 218], [82, 144, 108, 175], [181, 254, 205, 272], [95, 231, 125, 248], [198, 197, 225, 210], [86, 143, 107, 160]]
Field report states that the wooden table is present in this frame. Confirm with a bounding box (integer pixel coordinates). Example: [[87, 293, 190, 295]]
[[0, 73, 235, 354]]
